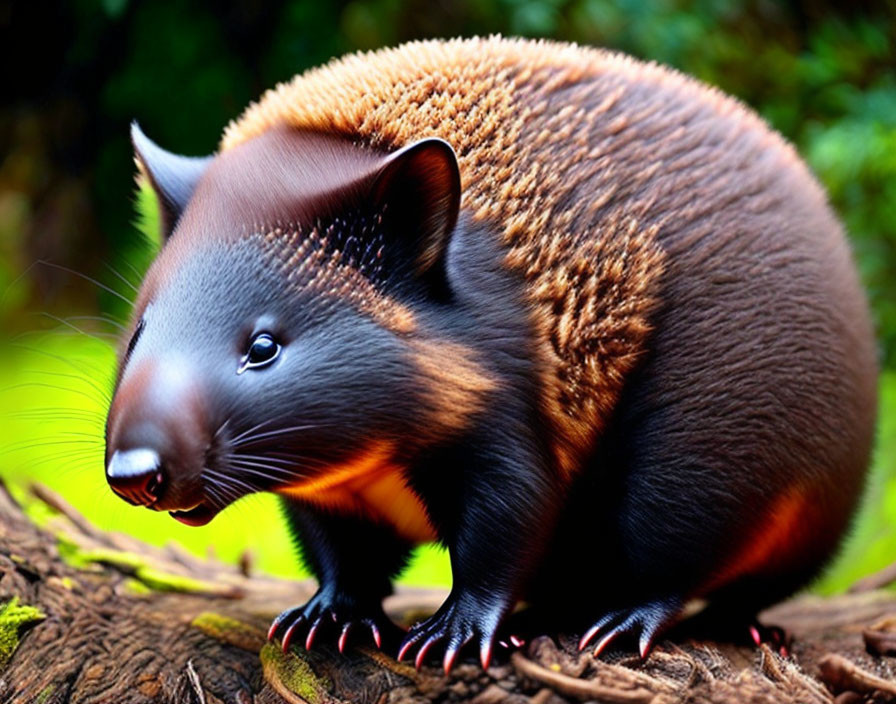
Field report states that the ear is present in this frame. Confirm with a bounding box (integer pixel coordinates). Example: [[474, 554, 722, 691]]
[[131, 121, 213, 240], [371, 138, 461, 277]]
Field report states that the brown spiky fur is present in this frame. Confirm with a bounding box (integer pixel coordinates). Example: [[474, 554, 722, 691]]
[[221, 36, 826, 475], [110, 36, 876, 667]]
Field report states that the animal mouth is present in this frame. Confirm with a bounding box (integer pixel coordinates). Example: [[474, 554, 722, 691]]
[[169, 502, 218, 526]]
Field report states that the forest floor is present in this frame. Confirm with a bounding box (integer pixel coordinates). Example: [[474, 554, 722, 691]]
[[1, 480, 895, 704]]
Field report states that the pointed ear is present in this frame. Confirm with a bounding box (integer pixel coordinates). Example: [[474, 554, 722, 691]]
[[371, 138, 461, 277], [131, 121, 213, 240]]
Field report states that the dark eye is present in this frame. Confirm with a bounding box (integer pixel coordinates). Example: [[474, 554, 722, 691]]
[[239, 333, 281, 373]]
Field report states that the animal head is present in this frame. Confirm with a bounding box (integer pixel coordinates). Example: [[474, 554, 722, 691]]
[[104, 123, 464, 525]]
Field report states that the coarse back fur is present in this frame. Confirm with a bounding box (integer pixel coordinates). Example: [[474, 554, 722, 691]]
[[221, 37, 873, 485]]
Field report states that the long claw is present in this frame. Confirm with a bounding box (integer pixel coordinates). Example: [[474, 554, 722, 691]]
[[593, 628, 621, 657], [305, 617, 322, 650], [367, 621, 382, 649], [338, 623, 352, 654], [639, 630, 654, 659], [443, 645, 459, 675], [397, 634, 419, 662], [269, 608, 301, 642], [579, 623, 602, 651], [580, 611, 618, 651], [415, 636, 440, 670], [480, 639, 493, 670], [281, 616, 305, 652]]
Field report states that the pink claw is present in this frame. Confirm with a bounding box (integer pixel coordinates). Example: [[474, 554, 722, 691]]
[[282, 621, 301, 653], [267, 621, 279, 641], [593, 630, 618, 657], [509, 634, 524, 648], [338, 623, 351, 653], [639, 633, 654, 659], [480, 641, 493, 670], [415, 638, 438, 670], [749, 625, 762, 646], [579, 624, 601, 651], [443, 646, 459, 675], [397, 639, 415, 662], [305, 621, 320, 650], [370, 623, 382, 649]]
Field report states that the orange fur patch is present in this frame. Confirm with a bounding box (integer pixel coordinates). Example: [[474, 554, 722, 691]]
[[221, 38, 799, 475], [702, 487, 814, 595], [410, 338, 497, 442], [277, 442, 435, 543]]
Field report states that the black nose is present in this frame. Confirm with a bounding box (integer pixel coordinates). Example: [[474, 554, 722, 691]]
[[106, 448, 165, 506]]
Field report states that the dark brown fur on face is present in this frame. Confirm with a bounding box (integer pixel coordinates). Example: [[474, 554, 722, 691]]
[[109, 38, 877, 672]]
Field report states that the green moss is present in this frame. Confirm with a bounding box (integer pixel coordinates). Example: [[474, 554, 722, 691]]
[[35, 685, 55, 704], [80, 548, 147, 571], [122, 578, 152, 595], [192, 611, 243, 636], [56, 540, 152, 577], [134, 566, 226, 594], [0, 597, 45, 666], [260, 643, 331, 704], [55, 539, 228, 595], [47, 576, 75, 591], [191, 612, 265, 652], [55, 536, 100, 571]]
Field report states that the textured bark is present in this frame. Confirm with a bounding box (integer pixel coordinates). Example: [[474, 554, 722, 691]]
[[0, 481, 895, 704]]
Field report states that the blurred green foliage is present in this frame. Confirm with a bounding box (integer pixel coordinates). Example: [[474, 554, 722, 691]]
[[1, 1, 894, 589], [3, 0, 895, 362]]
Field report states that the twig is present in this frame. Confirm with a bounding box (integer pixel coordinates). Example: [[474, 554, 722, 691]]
[[863, 615, 896, 656], [510, 651, 665, 703], [848, 562, 896, 593], [29, 481, 102, 539], [817, 653, 896, 698], [185, 659, 207, 704]]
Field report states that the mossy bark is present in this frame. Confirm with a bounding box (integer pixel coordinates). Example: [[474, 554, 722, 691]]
[[0, 480, 895, 704]]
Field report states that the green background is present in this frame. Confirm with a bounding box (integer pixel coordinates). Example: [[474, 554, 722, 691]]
[[1, 0, 894, 592]]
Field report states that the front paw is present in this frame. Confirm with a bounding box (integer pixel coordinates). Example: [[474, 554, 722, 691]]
[[398, 592, 508, 673], [268, 588, 397, 653]]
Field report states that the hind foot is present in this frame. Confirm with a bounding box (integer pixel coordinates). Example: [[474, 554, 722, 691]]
[[749, 620, 791, 657], [579, 597, 682, 658]]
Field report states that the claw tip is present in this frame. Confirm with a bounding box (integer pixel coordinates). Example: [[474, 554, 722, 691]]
[[592, 631, 616, 658], [480, 643, 493, 670], [749, 625, 762, 647], [305, 625, 318, 651], [578, 625, 598, 651], [443, 651, 457, 675], [414, 641, 433, 671], [397, 641, 412, 662], [639, 637, 652, 660]]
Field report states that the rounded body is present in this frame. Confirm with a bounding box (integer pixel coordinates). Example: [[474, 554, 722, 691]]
[[109, 38, 877, 665]]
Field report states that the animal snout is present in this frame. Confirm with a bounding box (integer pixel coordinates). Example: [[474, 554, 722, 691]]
[[105, 355, 208, 510], [106, 448, 165, 506]]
